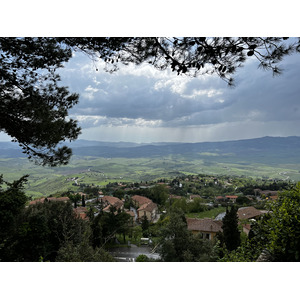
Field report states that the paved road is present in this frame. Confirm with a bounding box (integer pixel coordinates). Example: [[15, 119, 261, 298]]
[[109, 245, 160, 262]]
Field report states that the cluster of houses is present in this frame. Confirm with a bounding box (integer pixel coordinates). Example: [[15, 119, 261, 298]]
[[94, 194, 159, 223], [28, 181, 278, 243], [215, 190, 278, 203], [28, 193, 159, 225], [186, 206, 269, 240]]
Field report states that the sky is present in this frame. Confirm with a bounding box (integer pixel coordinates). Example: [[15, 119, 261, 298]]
[[1, 39, 300, 144], [59, 45, 300, 143]]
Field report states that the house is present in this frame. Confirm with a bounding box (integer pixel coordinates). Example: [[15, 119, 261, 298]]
[[189, 194, 202, 201], [29, 197, 70, 205], [137, 202, 158, 221], [254, 189, 278, 199], [266, 195, 278, 201], [260, 190, 278, 197], [225, 195, 238, 203], [237, 206, 263, 220], [100, 196, 124, 214], [74, 206, 88, 220], [237, 207, 270, 235], [186, 218, 223, 240], [102, 196, 124, 211], [241, 223, 251, 235], [125, 209, 136, 225], [132, 195, 152, 208], [215, 196, 225, 202]]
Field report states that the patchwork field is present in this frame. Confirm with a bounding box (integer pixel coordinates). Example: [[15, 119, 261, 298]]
[[1, 152, 300, 199]]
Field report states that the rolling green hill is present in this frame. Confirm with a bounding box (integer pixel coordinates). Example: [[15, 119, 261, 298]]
[[1, 136, 300, 198]]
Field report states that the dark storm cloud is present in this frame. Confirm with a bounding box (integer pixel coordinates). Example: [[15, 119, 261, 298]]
[[60, 53, 233, 126], [59, 51, 300, 133]]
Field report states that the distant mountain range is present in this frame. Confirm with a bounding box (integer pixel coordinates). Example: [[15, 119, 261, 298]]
[[1, 136, 300, 165]]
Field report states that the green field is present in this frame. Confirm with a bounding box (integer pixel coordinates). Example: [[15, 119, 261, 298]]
[[1, 153, 300, 198]]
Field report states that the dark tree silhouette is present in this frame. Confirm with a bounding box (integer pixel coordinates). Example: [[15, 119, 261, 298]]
[[222, 205, 241, 251], [62, 37, 300, 85], [0, 38, 81, 166], [81, 195, 86, 207], [1, 37, 299, 166]]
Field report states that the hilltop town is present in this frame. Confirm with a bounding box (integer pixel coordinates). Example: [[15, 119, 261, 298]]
[[21, 173, 289, 262]]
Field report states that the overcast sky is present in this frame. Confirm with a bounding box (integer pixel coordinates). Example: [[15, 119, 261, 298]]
[[1, 41, 300, 144], [59, 47, 300, 143]]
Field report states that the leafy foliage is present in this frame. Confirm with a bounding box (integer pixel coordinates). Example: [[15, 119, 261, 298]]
[[171, 197, 208, 214], [141, 215, 150, 235], [55, 240, 115, 262], [64, 37, 300, 85], [0, 175, 29, 253], [68, 193, 81, 208], [158, 209, 217, 261], [0, 38, 81, 166], [251, 184, 300, 261], [90, 206, 131, 247], [135, 254, 151, 262], [222, 183, 300, 261], [0, 200, 88, 261]]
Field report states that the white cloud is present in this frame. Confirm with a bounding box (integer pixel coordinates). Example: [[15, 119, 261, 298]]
[[82, 85, 100, 100], [59, 50, 300, 143]]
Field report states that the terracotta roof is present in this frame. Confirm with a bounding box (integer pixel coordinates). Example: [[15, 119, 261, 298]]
[[132, 195, 152, 206], [226, 195, 238, 199], [237, 206, 263, 220], [29, 197, 69, 205], [102, 196, 123, 206], [29, 199, 44, 205], [74, 207, 88, 219], [190, 194, 201, 199], [74, 206, 88, 212], [137, 201, 158, 212], [103, 202, 123, 211], [186, 218, 223, 233], [48, 197, 70, 201], [242, 223, 251, 231], [125, 210, 135, 217]]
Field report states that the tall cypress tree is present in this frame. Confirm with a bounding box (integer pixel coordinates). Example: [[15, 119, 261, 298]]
[[222, 206, 241, 251]]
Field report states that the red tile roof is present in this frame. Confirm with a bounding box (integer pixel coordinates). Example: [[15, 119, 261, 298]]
[[242, 223, 251, 231], [237, 206, 263, 220], [74, 207, 88, 220], [125, 210, 135, 217], [102, 196, 123, 206], [132, 195, 152, 207], [29, 197, 70, 205], [137, 202, 158, 212], [186, 218, 223, 233]]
